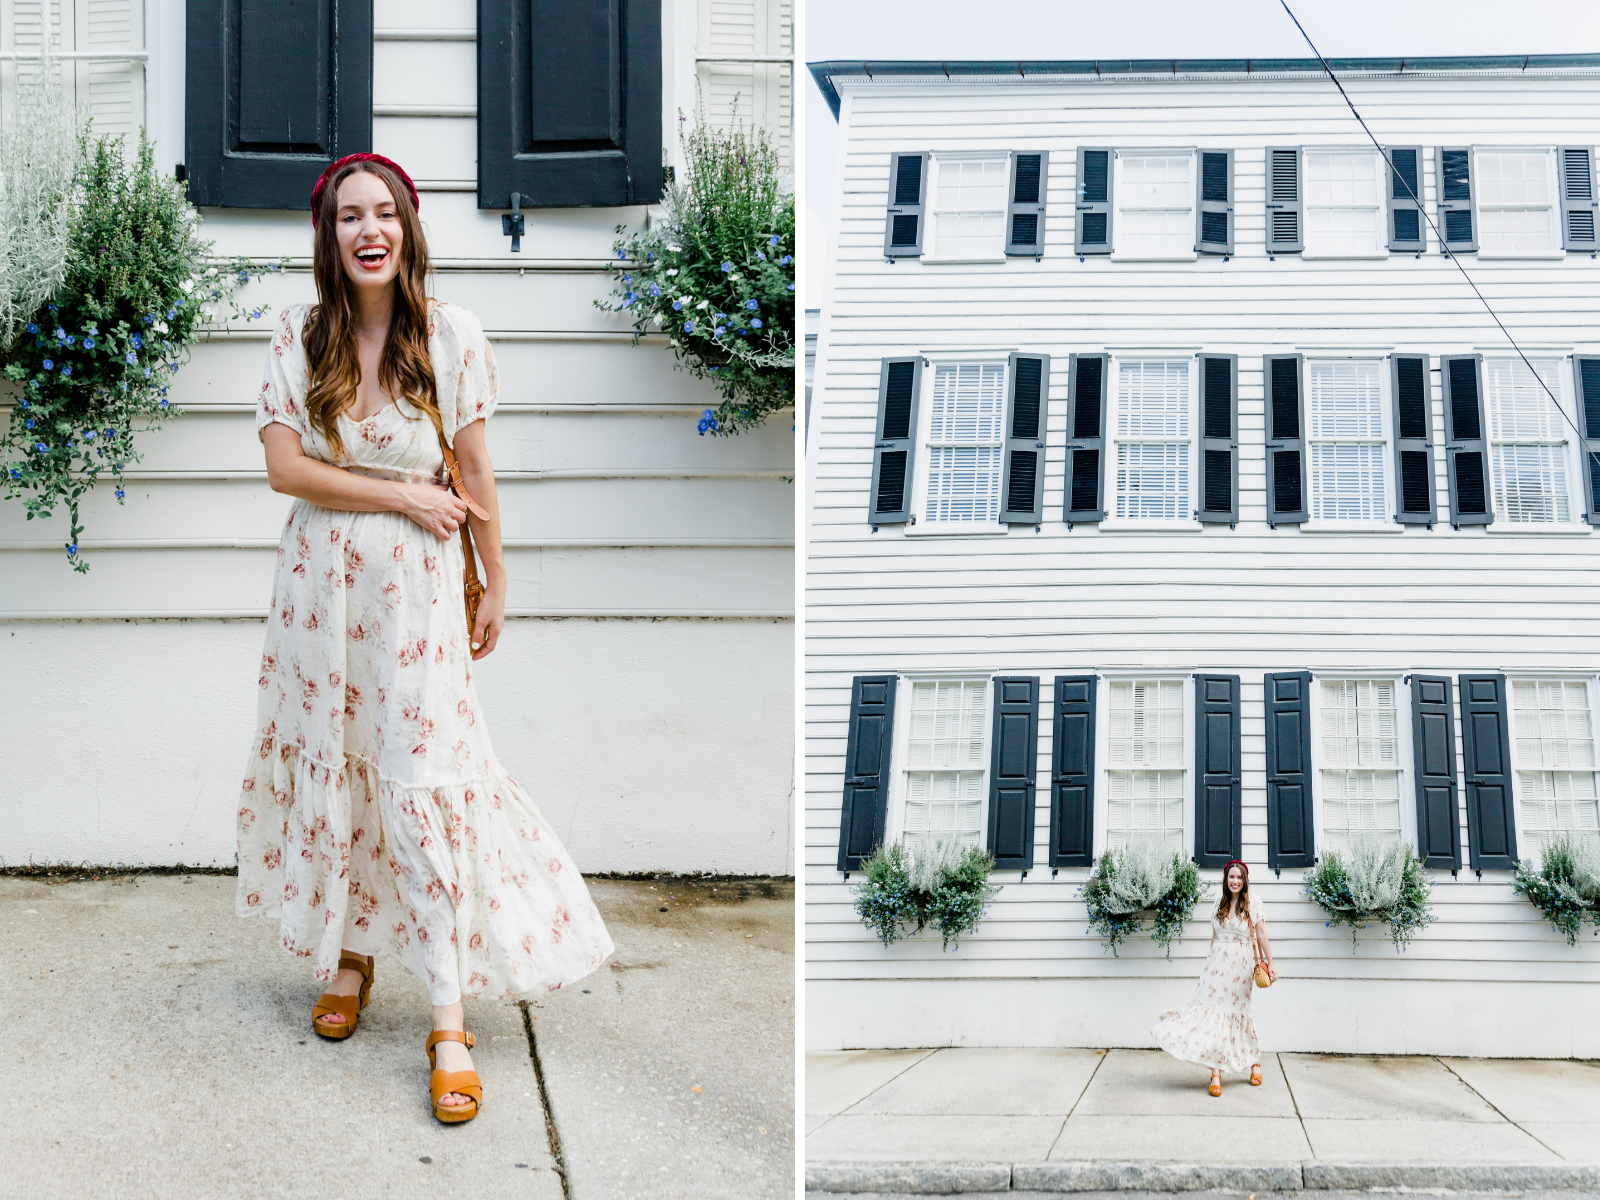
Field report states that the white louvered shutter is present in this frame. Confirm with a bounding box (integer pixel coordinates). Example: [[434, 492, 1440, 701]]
[[1, 0, 142, 137], [698, 0, 790, 171]]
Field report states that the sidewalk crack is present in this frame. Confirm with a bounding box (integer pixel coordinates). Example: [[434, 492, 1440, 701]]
[[1277, 1052, 1310, 1164], [1438, 1056, 1562, 1159], [1045, 1047, 1109, 1160], [520, 1001, 571, 1198]]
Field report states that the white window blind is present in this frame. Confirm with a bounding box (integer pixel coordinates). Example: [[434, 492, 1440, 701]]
[[922, 362, 1006, 525], [930, 155, 1008, 259], [2, 0, 144, 138], [1105, 679, 1185, 852], [903, 680, 988, 848], [1308, 360, 1387, 520], [1513, 680, 1600, 847], [697, 0, 791, 170], [1115, 153, 1194, 257], [1320, 679, 1403, 854], [1304, 151, 1385, 255], [1486, 358, 1572, 524], [1477, 151, 1560, 255], [1113, 359, 1191, 520]]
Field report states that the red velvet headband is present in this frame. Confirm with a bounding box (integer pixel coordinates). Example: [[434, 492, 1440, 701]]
[[309, 153, 419, 224], [1224, 860, 1249, 875]]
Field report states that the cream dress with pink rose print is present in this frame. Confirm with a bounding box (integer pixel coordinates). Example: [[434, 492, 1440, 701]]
[[235, 299, 613, 1005], [1150, 899, 1266, 1075]]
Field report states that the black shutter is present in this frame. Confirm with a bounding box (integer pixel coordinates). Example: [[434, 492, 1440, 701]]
[[1265, 147, 1303, 254], [1410, 675, 1461, 871], [1065, 353, 1109, 522], [1000, 353, 1049, 523], [1559, 148, 1598, 252], [1006, 151, 1048, 257], [868, 358, 922, 525], [884, 153, 928, 258], [988, 677, 1039, 871], [1576, 356, 1600, 525], [1075, 149, 1113, 255], [1198, 354, 1238, 524], [1195, 149, 1233, 255], [1193, 674, 1242, 867], [1264, 354, 1308, 525], [1437, 147, 1478, 254], [1264, 671, 1314, 870], [1442, 354, 1493, 527], [1387, 146, 1425, 253], [836, 676, 897, 873], [1049, 676, 1097, 869], [1391, 354, 1435, 525], [185, 0, 372, 209], [1459, 674, 1517, 872]]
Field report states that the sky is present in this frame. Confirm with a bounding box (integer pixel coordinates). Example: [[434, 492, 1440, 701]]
[[801, 0, 1600, 299]]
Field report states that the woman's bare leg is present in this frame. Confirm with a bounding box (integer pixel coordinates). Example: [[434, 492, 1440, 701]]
[[431, 1000, 476, 1107]]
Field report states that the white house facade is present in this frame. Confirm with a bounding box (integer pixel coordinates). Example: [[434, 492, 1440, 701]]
[[0, 0, 794, 876], [804, 55, 1600, 1057]]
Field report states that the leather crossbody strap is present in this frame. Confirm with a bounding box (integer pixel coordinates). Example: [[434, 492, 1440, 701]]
[[435, 423, 488, 633]]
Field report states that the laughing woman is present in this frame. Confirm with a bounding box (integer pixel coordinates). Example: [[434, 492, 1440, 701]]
[[235, 153, 613, 1123]]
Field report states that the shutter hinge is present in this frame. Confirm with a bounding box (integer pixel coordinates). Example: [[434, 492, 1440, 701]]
[[174, 163, 186, 182], [501, 192, 525, 252]]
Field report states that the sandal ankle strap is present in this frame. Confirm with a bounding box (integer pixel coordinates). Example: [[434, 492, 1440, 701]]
[[426, 1029, 475, 1052], [337, 953, 374, 981]]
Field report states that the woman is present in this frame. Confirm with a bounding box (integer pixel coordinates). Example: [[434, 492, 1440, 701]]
[[1151, 859, 1276, 1096], [235, 153, 614, 1124]]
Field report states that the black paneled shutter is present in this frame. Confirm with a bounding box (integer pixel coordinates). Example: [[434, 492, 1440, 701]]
[[1265, 147, 1303, 254], [988, 677, 1040, 871], [1075, 149, 1113, 255], [1194, 674, 1242, 867], [1437, 147, 1477, 253], [185, 0, 373, 208], [884, 152, 928, 258], [1442, 354, 1492, 526], [1264, 354, 1308, 525], [1560, 147, 1598, 252], [1410, 675, 1461, 871], [1065, 353, 1109, 521], [1199, 354, 1238, 524], [836, 676, 897, 872], [1459, 673, 1517, 872], [868, 357, 922, 525], [1000, 353, 1049, 523], [478, 0, 662, 208], [1049, 676, 1097, 868], [1387, 146, 1425, 253], [1264, 671, 1314, 870], [1576, 356, 1600, 525], [1195, 149, 1234, 255], [1006, 151, 1048, 257], [1391, 354, 1435, 525]]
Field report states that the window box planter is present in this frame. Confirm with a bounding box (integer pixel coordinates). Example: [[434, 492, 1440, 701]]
[[1513, 834, 1600, 946], [852, 838, 1001, 951], [1081, 842, 1210, 958], [1305, 835, 1434, 951]]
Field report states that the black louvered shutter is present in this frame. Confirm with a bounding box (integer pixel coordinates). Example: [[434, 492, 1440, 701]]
[[185, 0, 372, 208], [1006, 151, 1048, 257], [868, 358, 922, 525], [1459, 674, 1517, 872], [1265, 147, 1303, 254], [1264, 354, 1307, 525], [1198, 354, 1238, 524], [836, 676, 897, 873], [1195, 149, 1233, 255], [1049, 676, 1097, 868], [1387, 146, 1425, 253], [1561, 147, 1598, 252], [1193, 674, 1242, 867], [1391, 354, 1435, 525], [1075, 149, 1113, 255], [1442, 354, 1492, 527], [1437, 147, 1477, 254], [1264, 671, 1314, 870], [1410, 675, 1460, 871], [1576, 357, 1600, 525], [478, 0, 662, 208], [1065, 353, 1109, 521], [1000, 353, 1049, 523], [884, 153, 928, 258], [988, 677, 1039, 871]]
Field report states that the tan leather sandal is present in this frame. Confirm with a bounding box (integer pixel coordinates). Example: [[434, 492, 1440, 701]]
[[426, 1029, 483, 1124], [1209, 1071, 1222, 1097], [311, 953, 374, 1040], [1251, 1064, 1263, 1086]]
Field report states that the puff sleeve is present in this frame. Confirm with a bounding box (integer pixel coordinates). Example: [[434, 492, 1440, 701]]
[[255, 304, 309, 442], [437, 302, 499, 442]]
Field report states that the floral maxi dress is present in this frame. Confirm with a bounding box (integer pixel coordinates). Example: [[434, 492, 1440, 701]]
[[1150, 900, 1265, 1075], [235, 300, 614, 1005]]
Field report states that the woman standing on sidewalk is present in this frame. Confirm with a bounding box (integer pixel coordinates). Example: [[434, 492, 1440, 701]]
[[235, 153, 613, 1124], [1151, 860, 1276, 1095]]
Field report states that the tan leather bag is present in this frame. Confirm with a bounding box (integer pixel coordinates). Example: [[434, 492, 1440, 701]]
[[434, 424, 489, 636], [1251, 913, 1272, 989]]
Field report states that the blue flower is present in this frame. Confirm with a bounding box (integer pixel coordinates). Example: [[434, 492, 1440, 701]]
[[115, 488, 124, 499], [781, 255, 792, 265], [720, 261, 733, 272], [104, 428, 114, 438], [787, 282, 795, 291], [143, 368, 152, 379], [60, 365, 71, 376], [34, 442, 46, 452], [131, 333, 142, 349], [54, 327, 65, 339], [672, 299, 684, 310], [85, 429, 95, 440], [125, 351, 138, 365], [25, 419, 33, 430], [251, 309, 261, 320], [83, 338, 94, 349], [648, 285, 660, 297], [751, 318, 762, 328], [715, 325, 726, 336], [167, 309, 177, 319], [696, 408, 719, 436], [66, 543, 76, 555], [159, 399, 169, 409], [756, 251, 767, 261], [238, 270, 248, 281], [25, 323, 36, 334], [625, 292, 637, 305], [683, 320, 694, 333], [19, 399, 27, 409], [65, 335, 75, 345], [745, 299, 758, 310], [617, 249, 626, 259], [769, 235, 781, 246], [9, 469, 19, 479]]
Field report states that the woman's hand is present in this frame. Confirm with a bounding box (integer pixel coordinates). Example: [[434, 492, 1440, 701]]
[[1265, 961, 1278, 983], [470, 581, 506, 660], [401, 482, 470, 541]]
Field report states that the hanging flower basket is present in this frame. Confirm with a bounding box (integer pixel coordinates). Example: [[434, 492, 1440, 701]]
[[1080, 841, 1210, 958], [853, 837, 1001, 951], [1513, 834, 1600, 946], [1305, 835, 1434, 952]]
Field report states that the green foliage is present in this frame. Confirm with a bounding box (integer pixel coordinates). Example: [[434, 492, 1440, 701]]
[[852, 837, 1002, 951], [598, 108, 794, 437], [1080, 844, 1211, 958], [853, 842, 920, 946], [0, 85, 80, 348], [1513, 834, 1600, 946], [1, 131, 277, 571], [1305, 835, 1434, 952]]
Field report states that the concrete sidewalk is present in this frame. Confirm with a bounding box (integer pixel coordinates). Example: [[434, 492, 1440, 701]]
[[0, 873, 793, 1200], [806, 1047, 1600, 1194]]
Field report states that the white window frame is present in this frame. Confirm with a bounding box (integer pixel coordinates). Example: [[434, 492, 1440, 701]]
[[1111, 148, 1198, 262], [1309, 672, 1417, 856], [1301, 146, 1390, 260], [1101, 351, 1201, 531], [922, 151, 1011, 264], [1092, 672, 1195, 858], [1474, 147, 1564, 260], [1483, 354, 1590, 535], [883, 672, 994, 852], [1302, 356, 1398, 532], [1506, 674, 1600, 854], [906, 350, 1011, 536]]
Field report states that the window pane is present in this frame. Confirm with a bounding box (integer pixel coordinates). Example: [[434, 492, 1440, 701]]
[[933, 211, 1006, 259], [1115, 443, 1189, 520], [1513, 680, 1600, 849], [904, 770, 984, 847], [1306, 152, 1382, 206], [933, 157, 1007, 258], [1105, 770, 1185, 853], [1487, 359, 1570, 524], [1309, 361, 1384, 438], [1304, 152, 1383, 254], [1478, 152, 1553, 206], [1118, 155, 1192, 255], [1107, 680, 1186, 766], [904, 680, 988, 850], [1487, 359, 1565, 439], [1310, 444, 1387, 519], [924, 364, 1005, 524], [1492, 444, 1571, 523], [1480, 208, 1556, 255], [1120, 154, 1192, 206], [1320, 680, 1403, 854], [1117, 361, 1190, 437]]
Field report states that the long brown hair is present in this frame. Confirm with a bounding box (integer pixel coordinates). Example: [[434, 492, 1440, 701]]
[[302, 159, 440, 460], [1215, 861, 1251, 923]]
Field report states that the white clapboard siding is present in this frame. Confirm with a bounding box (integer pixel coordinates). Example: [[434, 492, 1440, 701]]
[[806, 68, 1600, 1052], [698, 0, 790, 168]]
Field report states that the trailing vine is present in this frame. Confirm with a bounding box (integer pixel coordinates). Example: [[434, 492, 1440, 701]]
[[1513, 834, 1600, 946], [1080, 841, 1210, 958], [1305, 835, 1434, 952], [852, 838, 1002, 951]]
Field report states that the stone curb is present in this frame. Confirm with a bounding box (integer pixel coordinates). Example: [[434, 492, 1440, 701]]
[[1015, 1161, 1302, 1192], [804, 1163, 1012, 1194], [1304, 1161, 1600, 1190]]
